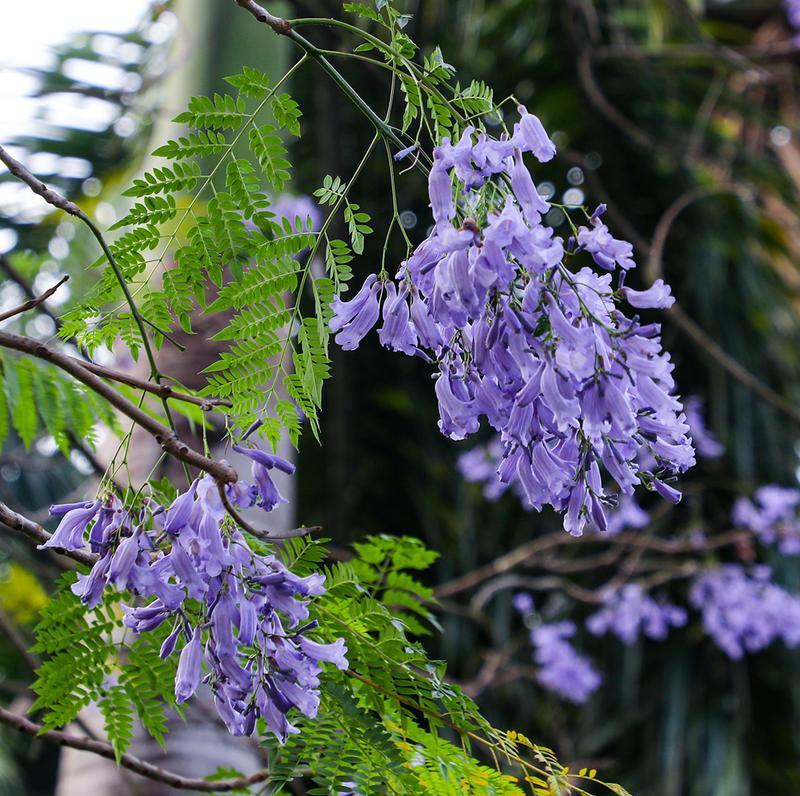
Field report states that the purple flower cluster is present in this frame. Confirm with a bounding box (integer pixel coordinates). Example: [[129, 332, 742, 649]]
[[684, 395, 724, 460], [733, 485, 800, 555], [586, 584, 686, 644], [530, 621, 601, 703], [332, 108, 694, 534], [41, 448, 347, 742], [689, 565, 800, 658]]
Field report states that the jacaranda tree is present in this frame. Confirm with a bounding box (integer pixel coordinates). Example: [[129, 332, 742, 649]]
[[1, 1, 800, 794]]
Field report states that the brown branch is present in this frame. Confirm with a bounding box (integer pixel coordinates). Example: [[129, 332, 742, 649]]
[[216, 482, 318, 541], [0, 147, 81, 216], [71, 357, 231, 411], [434, 534, 569, 599], [0, 275, 70, 324], [436, 528, 751, 601], [645, 186, 800, 425], [0, 705, 271, 792], [0, 607, 39, 670], [0, 255, 64, 333], [234, 0, 293, 34], [0, 500, 98, 567], [0, 330, 237, 483]]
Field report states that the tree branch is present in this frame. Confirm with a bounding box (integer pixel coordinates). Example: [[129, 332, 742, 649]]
[[0, 705, 271, 793], [645, 186, 800, 425], [216, 482, 317, 541], [0, 501, 98, 567], [0, 330, 237, 483], [0, 275, 70, 324], [71, 357, 232, 411], [0, 147, 82, 216]]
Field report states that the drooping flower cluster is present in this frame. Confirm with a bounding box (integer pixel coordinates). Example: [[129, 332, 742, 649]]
[[530, 621, 602, 704], [41, 448, 347, 742], [586, 584, 686, 644], [689, 565, 800, 659], [733, 485, 800, 555], [332, 107, 694, 534]]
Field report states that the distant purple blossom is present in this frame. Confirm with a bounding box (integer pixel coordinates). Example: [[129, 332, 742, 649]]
[[689, 565, 800, 658], [604, 495, 650, 536], [733, 485, 800, 554], [586, 584, 686, 644], [512, 592, 535, 616], [530, 621, 601, 703], [684, 396, 724, 460], [331, 108, 694, 535], [271, 193, 322, 234]]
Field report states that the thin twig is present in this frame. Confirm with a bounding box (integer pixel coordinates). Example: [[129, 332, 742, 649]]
[[0, 330, 237, 483], [646, 186, 800, 425], [0, 500, 98, 567], [0, 143, 190, 480], [216, 482, 318, 541], [70, 357, 231, 411], [0, 147, 81, 216], [0, 607, 39, 670], [0, 705, 271, 793], [0, 275, 70, 324]]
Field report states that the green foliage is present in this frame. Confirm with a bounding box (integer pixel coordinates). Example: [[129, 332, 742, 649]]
[[271, 93, 302, 137], [0, 353, 118, 454], [99, 686, 134, 764], [174, 93, 248, 130], [31, 576, 179, 755], [30, 575, 121, 731], [351, 535, 440, 635], [224, 65, 271, 98]]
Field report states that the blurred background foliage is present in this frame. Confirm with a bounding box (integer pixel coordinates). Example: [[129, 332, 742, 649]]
[[2, 1, 800, 794]]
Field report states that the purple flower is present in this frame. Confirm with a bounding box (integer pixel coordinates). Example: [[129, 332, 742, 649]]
[[622, 279, 674, 309], [329, 274, 381, 351], [512, 592, 534, 615], [175, 627, 203, 703], [378, 282, 417, 355], [603, 496, 650, 536], [233, 444, 294, 511], [40, 500, 101, 552], [163, 481, 198, 534], [513, 105, 557, 162], [530, 622, 601, 703], [586, 584, 686, 644], [733, 485, 800, 554], [577, 216, 636, 271], [394, 144, 418, 161], [690, 565, 800, 658], [328, 105, 692, 535], [684, 396, 724, 460], [428, 158, 455, 226]]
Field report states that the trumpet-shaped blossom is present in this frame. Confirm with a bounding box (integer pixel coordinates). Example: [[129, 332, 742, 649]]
[[58, 446, 346, 743], [331, 109, 693, 535], [40, 501, 101, 552]]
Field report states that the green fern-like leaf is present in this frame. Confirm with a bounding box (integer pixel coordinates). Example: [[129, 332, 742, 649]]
[[174, 93, 248, 130]]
